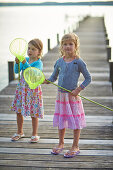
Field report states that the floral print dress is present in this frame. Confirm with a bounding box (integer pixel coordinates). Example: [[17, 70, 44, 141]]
[[11, 75, 44, 119]]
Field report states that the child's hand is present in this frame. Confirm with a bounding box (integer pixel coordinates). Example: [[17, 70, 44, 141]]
[[15, 57, 19, 64], [71, 89, 80, 97], [22, 58, 26, 64], [43, 79, 49, 84], [71, 87, 82, 97]]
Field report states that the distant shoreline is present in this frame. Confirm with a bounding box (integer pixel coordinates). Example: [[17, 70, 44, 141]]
[[0, 1, 113, 7]]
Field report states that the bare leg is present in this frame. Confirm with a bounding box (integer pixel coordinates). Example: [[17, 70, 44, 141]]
[[11, 113, 24, 140], [64, 129, 80, 156], [58, 128, 65, 147], [17, 113, 24, 134], [31, 117, 38, 136], [52, 128, 65, 154], [30, 117, 39, 142], [72, 129, 81, 151]]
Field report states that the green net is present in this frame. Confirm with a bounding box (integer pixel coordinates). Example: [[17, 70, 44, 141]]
[[23, 67, 45, 89], [9, 38, 28, 62]]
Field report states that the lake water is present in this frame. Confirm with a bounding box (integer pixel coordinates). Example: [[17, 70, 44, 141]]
[[0, 5, 113, 91]]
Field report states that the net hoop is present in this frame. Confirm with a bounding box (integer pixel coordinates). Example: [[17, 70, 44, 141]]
[[23, 67, 45, 89], [9, 38, 28, 62]]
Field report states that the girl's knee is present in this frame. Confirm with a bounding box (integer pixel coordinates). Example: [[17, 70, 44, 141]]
[[16, 112, 21, 115], [16, 112, 23, 118], [31, 117, 38, 120]]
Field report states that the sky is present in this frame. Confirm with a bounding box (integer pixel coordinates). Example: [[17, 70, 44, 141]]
[[0, 0, 110, 3]]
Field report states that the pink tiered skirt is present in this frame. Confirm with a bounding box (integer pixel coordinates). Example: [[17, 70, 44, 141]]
[[53, 91, 86, 129]]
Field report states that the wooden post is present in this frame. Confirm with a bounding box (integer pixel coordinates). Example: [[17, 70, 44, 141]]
[[107, 46, 111, 61], [57, 33, 59, 45], [105, 32, 108, 37], [106, 38, 109, 45], [109, 60, 113, 90], [8, 61, 15, 83], [47, 39, 51, 51]]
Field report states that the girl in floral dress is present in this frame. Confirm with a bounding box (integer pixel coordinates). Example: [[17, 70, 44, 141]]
[[11, 38, 44, 143]]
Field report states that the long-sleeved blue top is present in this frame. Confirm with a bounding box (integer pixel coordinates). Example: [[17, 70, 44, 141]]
[[14, 57, 43, 73], [48, 57, 91, 92]]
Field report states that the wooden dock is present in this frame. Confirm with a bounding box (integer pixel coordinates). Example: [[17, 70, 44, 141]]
[[0, 16, 113, 169]]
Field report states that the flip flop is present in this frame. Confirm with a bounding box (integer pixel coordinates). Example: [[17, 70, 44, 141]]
[[51, 148, 64, 155], [64, 150, 80, 158], [30, 136, 40, 143], [11, 133, 25, 141]]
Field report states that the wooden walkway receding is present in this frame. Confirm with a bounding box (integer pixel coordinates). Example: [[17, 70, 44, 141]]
[[0, 16, 113, 169]]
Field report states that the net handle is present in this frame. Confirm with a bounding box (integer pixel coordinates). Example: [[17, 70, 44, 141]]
[[23, 67, 113, 112], [46, 80, 113, 112]]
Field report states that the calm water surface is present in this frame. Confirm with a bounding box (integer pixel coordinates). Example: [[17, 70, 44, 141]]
[[0, 5, 113, 91]]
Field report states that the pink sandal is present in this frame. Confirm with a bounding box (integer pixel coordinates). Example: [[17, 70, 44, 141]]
[[64, 150, 80, 158], [51, 148, 64, 155]]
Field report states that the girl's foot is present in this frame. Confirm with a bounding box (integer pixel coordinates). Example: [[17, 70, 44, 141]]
[[11, 133, 25, 141], [64, 147, 80, 158], [51, 144, 64, 155], [30, 136, 40, 143], [64, 150, 80, 158]]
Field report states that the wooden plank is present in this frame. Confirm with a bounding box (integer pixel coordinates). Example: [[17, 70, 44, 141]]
[[0, 159, 113, 169], [0, 127, 113, 136], [0, 154, 113, 162], [24, 138, 113, 145], [0, 114, 112, 122], [0, 120, 112, 127], [0, 148, 113, 156], [0, 137, 113, 145], [0, 127, 113, 139], [0, 143, 113, 150], [0, 134, 113, 140]]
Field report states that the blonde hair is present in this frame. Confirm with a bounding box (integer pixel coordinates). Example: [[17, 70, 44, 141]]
[[59, 33, 80, 58], [28, 38, 43, 59]]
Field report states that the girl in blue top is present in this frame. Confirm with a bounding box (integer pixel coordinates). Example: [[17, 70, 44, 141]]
[[11, 39, 44, 143], [44, 33, 91, 158]]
